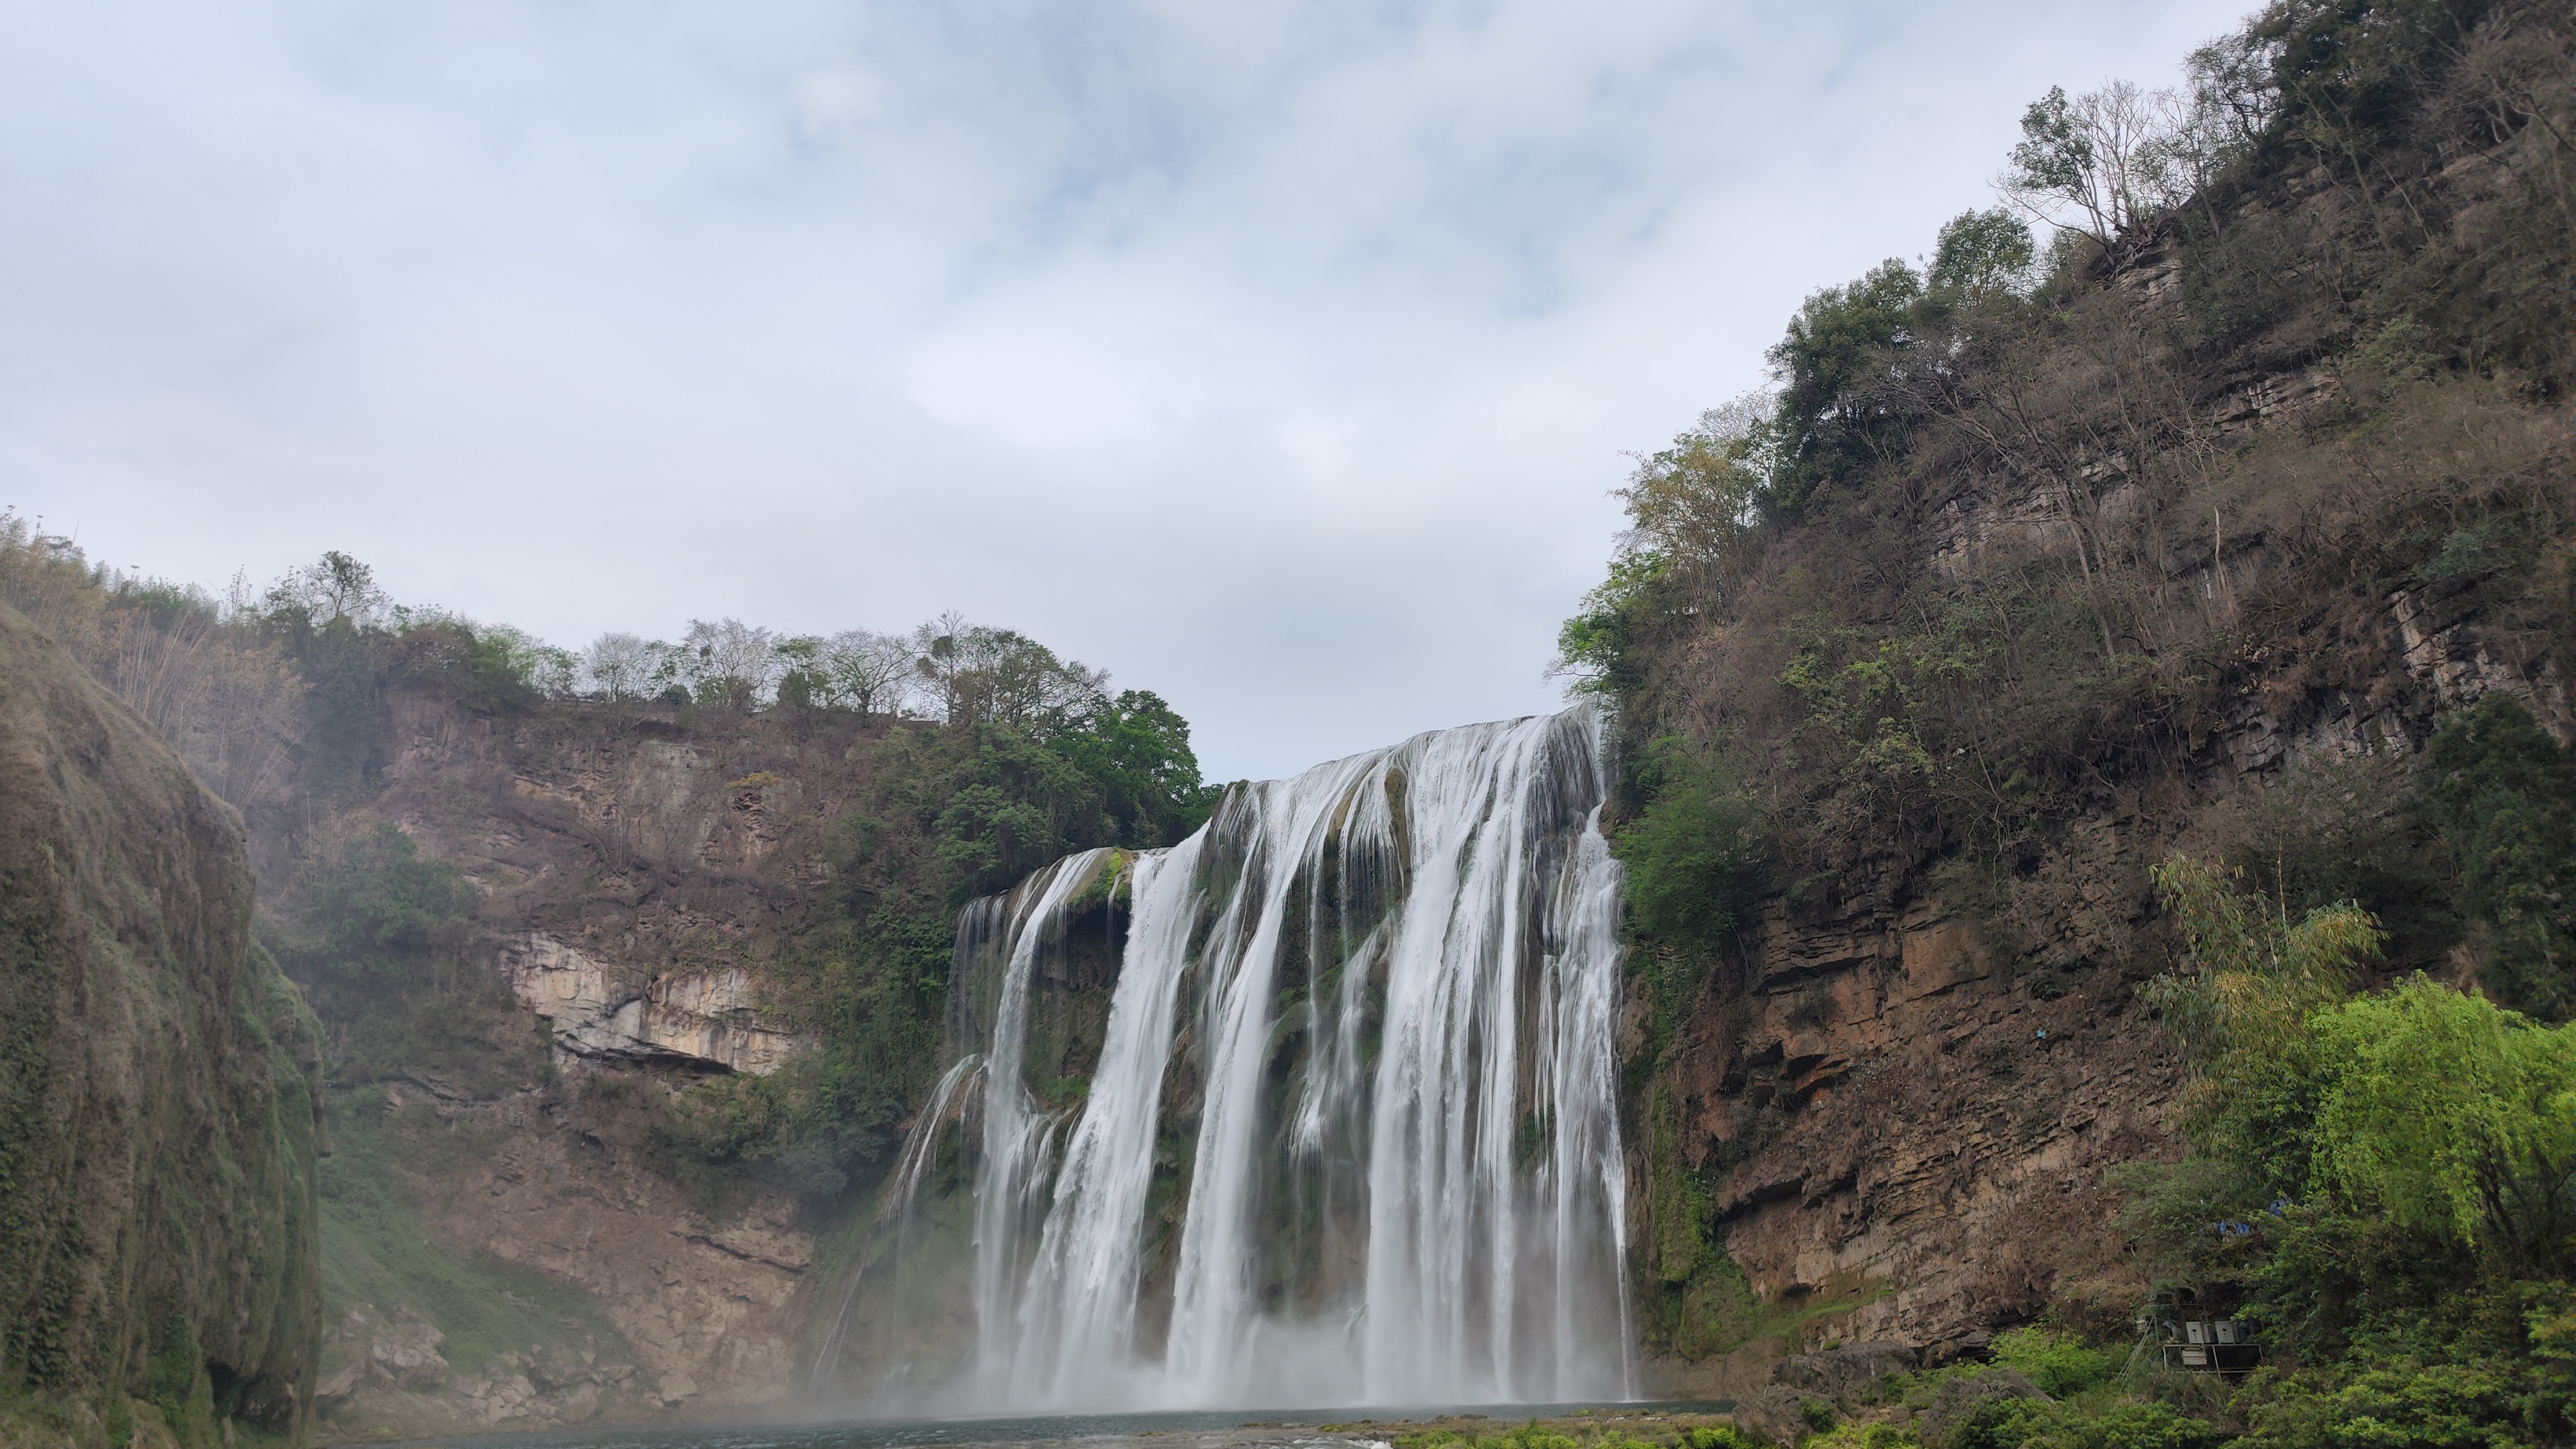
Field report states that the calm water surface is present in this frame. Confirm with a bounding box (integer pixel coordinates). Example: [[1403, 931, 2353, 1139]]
[[416, 1401, 1737, 1449]]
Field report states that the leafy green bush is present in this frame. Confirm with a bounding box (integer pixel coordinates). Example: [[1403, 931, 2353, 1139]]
[[1991, 1326, 2116, 1397], [1613, 735, 1762, 953], [2079, 1402, 2223, 1449], [1797, 1423, 1918, 1449], [1949, 1396, 2068, 1449], [297, 824, 474, 982], [2238, 1359, 2538, 1449]]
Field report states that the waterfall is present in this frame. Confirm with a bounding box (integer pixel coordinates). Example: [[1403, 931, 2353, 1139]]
[[858, 704, 1633, 1411]]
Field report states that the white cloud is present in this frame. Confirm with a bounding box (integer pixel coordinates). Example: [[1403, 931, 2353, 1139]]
[[1, 0, 2253, 780]]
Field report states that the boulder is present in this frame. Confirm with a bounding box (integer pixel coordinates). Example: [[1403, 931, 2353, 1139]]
[[1774, 1341, 1917, 1410], [1736, 1384, 1836, 1445]]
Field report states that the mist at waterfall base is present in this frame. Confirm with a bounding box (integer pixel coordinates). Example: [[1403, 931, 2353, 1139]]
[[425, 1403, 1743, 1449], [815, 706, 1638, 1415]]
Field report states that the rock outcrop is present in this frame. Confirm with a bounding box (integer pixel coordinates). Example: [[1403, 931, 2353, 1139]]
[[504, 931, 813, 1074], [1653, 899, 2174, 1362], [0, 602, 325, 1441], [290, 694, 842, 1436]]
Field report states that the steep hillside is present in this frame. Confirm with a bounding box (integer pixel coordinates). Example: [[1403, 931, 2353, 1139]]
[[1579, 0, 2576, 1431], [0, 603, 325, 1448]]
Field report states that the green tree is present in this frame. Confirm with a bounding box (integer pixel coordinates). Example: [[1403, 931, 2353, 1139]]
[[1553, 550, 1668, 699], [1996, 82, 2187, 247], [1611, 736, 1762, 954], [1764, 260, 1923, 514], [1928, 209, 2036, 299], [302, 824, 475, 983], [2145, 856, 2384, 1195], [1052, 689, 1220, 847], [2146, 855, 2381, 1072], [2305, 979, 2576, 1275], [1553, 396, 1770, 697], [262, 549, 389, 626], [2428, 695, 2576, 1021]]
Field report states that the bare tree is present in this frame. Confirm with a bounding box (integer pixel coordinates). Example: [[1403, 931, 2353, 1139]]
[[908, 609, 972, 721], [1997, 81, 2196, 247], [820, 629, 916, 719], [679, 618, 782, 709], [906, 611, 1106, 728], [582, 631, 657, 701]]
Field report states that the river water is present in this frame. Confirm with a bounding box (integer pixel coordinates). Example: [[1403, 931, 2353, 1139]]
[[415, 1402, 1737, 1449]]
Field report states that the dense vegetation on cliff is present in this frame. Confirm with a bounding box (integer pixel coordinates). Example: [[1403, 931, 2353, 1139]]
[[0, 604, 325, 1448], [1568, 0, 2572, 1442]]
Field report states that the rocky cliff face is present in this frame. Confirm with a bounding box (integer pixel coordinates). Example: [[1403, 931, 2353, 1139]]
[[1631, 897, 2179, 1397], [286, 696, 874, 1436], [0, 603, 325, 1446], [1621, 313, 2574, 1396], [503, 931, 814, 1075], [311, 1067, 816, 1433]]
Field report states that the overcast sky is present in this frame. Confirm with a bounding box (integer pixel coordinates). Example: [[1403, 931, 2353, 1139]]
[[4, 0, 2248, 782]]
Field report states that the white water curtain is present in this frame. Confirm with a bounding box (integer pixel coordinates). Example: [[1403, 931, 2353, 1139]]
[[935, 706, 1634, 1411]]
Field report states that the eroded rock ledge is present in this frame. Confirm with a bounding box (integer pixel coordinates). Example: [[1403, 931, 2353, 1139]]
[[502, 931, 813, 1075]]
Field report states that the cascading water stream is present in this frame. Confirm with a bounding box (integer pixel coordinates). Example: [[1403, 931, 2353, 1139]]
[[829, 705, 1633, 1411]]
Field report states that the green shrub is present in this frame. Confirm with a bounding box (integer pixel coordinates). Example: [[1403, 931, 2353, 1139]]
[[2238, 1359, 2536, 1449], [298, 823, 474, 981], [1949, 1396, 2068, 1449], [2079, 1402, 2221, 1449], [1799, 1423, 1917, 1449], [1991, 1326, 2115, 1397], [1613, 735, 1762, 953]]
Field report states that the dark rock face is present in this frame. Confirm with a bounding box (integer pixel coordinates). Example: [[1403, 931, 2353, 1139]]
[[0, 602, 325, 1436], [1773, 1341, 1916, 1411]]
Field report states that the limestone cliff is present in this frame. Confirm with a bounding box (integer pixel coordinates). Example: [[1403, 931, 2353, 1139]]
[[1621, 334, 2572, 1394], [284, 696, 858, 1436], [1608, 44, 2576, 1386], [0, 602, 325, 1445]]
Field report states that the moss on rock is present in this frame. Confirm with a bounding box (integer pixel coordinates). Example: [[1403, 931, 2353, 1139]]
[[0, 602, 325, 1443]]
